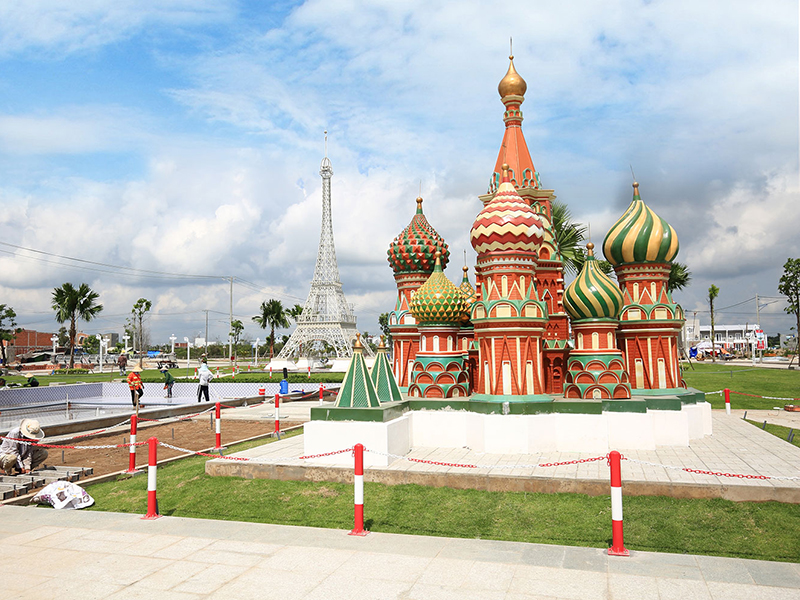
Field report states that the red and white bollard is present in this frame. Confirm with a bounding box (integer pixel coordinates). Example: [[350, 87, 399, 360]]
[[724, 388, 731, 415], [349, 443, 368, 536], [258, 387, 265, 398], [608, 450, 629, 556], [216, 367, 220, 377], [194, 367, 198, 377], [214, 402, 224, 450], [307, 365, 311, 378], [269, 365, 273, 377], [126, 415, 140, 474], [248, 365, 251, 372], [142, 437, 160, 520], [274, 393, 280, 434], [319, 384, 324, 405], [232, 366, 236, 380]]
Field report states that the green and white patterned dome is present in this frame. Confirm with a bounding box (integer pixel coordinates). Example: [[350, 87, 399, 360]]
[[564, 243, 624, 320]]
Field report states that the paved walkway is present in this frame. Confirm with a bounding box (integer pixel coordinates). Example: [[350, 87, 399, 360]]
[[208, 412, 800, 502], [1, 505, 797, 600]]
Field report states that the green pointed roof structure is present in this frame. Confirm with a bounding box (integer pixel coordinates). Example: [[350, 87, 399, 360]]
[[335, 334, 381, 408], [370, 337, 404, 403], [563, 243, 624, 321]]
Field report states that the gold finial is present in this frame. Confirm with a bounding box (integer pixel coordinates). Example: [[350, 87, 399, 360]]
[[586, 242, 595, 257], [463, 265, 469, 274], [416, 196, 423, 209], [379, 335, 386, 349], [354, 333, 362, 349], [498, 51, 527, 98], [501, 163, 510, 182]]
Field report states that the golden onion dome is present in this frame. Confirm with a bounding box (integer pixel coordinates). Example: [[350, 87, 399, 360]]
[[498, 55, 527, 98], [409, 252, 465, 326]]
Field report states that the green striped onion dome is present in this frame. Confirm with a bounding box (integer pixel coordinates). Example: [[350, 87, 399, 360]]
[[602, 182, 679, 266], [458, 265, 476, 323], [388, 196, 450, 274], [564, 243, 623, 320], [410, 253, 465, 326]]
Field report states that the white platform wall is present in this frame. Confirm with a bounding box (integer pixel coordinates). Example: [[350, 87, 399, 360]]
[[303, 402, 713, 466]]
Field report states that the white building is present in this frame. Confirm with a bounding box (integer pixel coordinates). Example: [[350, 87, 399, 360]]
[[683, 322, 756, 352]]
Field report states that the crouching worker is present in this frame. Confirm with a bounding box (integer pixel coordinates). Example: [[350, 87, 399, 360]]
[[0, 418, 47, 475], [160, 367, 175, 398]]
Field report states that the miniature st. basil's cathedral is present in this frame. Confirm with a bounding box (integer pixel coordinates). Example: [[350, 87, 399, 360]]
[[386, 55, 685, 403]]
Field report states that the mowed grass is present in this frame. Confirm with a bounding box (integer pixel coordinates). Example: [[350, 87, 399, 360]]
[[745, 419, 800, 450], [85, 435, 800, 563], [681, 363, 800, 409]]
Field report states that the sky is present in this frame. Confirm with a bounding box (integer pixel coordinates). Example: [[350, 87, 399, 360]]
[[0, 0, 797, 347]]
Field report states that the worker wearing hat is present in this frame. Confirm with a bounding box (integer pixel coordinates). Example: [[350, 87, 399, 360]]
[[0, 418, 47, 475], [127, 365, 144, 408]]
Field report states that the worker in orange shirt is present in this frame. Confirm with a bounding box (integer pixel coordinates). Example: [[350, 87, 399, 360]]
[[127, 365, 144, 408]]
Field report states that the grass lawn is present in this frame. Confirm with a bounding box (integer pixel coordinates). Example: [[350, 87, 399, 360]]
[[745, 419, 800, 450], [681, 363, 800, 409], [3, 370, 345, 386], [84, 434, 800, 563]]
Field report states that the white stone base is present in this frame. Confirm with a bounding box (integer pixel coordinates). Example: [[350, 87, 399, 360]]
[[303, 402, 713, 466]]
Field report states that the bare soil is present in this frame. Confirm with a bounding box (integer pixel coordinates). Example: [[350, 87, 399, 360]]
[[46, 418, 302, 479]]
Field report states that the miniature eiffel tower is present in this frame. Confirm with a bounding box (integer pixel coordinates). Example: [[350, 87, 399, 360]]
[[277, 133, 373, 360]]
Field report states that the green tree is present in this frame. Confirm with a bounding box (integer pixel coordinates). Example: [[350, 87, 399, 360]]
[[131, 298, 152, 368], [51, 283, 104, 369], [0, 304, 20, 366], [378, 312, 392, 347], [82, 334, 100, 354], [252, 299, 291, 359], [230, 319, 244, 367], [57, 326, 69, 346], [708, 284, 720, 363], [668, 262, 692, 292], [551, 199, 588, 276], [778, 258, 800, 367]]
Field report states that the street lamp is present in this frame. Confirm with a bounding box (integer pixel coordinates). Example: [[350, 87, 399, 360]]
[[123, 334, 130, 353], [99, 336, 110, 374], [253, 337, 261, 367], [50, 334, 58, 365], [169, 334, 177, 355], [184, 337, 192, 374]]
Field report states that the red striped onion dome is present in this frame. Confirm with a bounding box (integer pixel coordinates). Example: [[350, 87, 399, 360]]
[[409, 253, 465, 326], [470, 165, 544, 255], [387, 196, 450, 274], [602, 182, 679, 266], [564, 243, 624, 320]]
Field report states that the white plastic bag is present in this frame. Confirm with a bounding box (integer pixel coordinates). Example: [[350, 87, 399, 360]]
[[32, 481, 94, 510]]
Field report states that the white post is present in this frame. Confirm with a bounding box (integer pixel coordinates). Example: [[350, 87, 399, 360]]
[[169, 334, 177, 355], [184, 338, 192, 373], [123, 334, 130, 354], [51, 334, 58, 366], [99, 336, 104, 374]]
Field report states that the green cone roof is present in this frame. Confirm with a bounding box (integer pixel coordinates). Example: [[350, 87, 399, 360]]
[[335, 342, 381, 408], [370, 345, 404, 403]]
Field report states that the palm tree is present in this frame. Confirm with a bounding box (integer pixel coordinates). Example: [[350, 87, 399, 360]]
[[708, 284, 720, 363], [668, 262, 692, 292], [252, 299, 290, 359], [550, 199, 588, 276], [287, 304, 304, 322], [52, 283, 103, 368]]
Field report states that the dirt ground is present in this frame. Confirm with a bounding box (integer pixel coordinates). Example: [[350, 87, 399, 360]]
[[47, 418, 302, 479]]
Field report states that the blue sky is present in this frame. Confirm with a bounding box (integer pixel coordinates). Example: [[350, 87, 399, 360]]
[[0, 0, 797, 344]]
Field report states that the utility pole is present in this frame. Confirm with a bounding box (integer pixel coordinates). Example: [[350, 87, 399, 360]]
[[756, 292, 762, 364], [229, 276, 234, 362], [204, 310, 209, 350]]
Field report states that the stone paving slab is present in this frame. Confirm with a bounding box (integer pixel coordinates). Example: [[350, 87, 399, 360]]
[[207, 413, 800, 503], [0, 506, 797, 600]]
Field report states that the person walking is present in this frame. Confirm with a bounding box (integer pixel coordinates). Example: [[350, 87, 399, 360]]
[[118, 353, 128, 375], [160, 367, 175, 398], [127, 366, 144, 409], [197, 360, 213, 403], [0, 418, 47, 475]]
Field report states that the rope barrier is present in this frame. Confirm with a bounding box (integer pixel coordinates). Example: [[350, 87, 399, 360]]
[[703, 388, 797, 401]]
